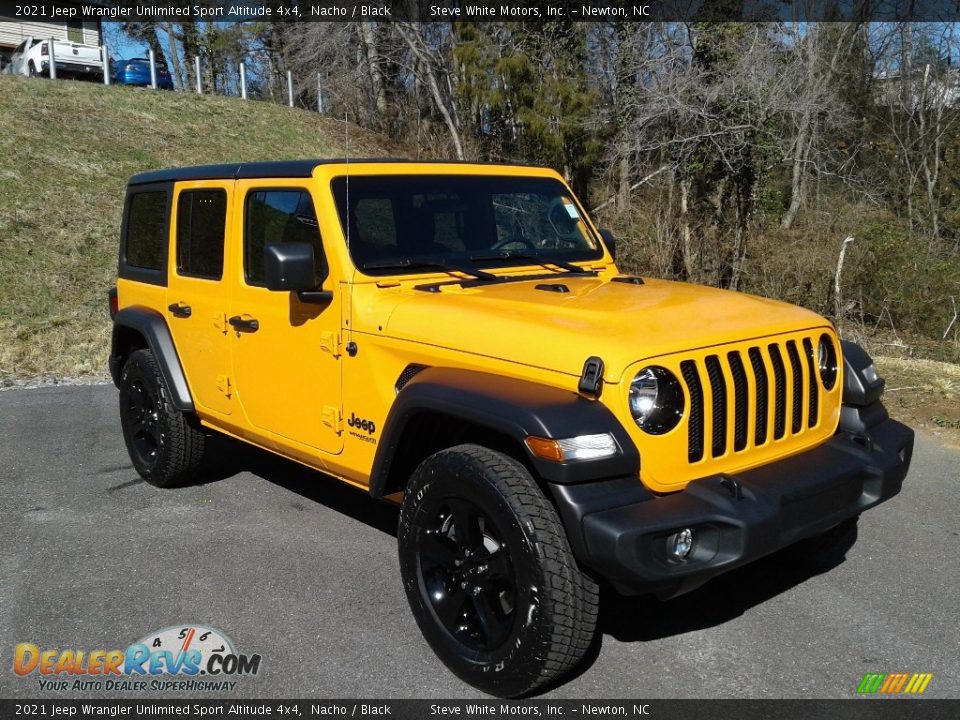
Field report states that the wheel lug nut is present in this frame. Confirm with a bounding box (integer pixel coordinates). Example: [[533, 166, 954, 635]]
[[460, 581, 467, 589], [472, 586, 481, 595]]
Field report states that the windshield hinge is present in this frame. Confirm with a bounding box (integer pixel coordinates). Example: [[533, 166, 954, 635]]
[[320, 331, 341, 357]]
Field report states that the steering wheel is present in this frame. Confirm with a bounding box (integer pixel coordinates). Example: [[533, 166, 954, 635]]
[[490, 236, 536, 252]]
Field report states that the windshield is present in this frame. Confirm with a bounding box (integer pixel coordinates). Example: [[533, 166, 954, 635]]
[[330, 175, 603, 275]]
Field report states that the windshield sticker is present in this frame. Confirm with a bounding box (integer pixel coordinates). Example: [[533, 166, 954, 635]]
[[564, 203, 580, 219]]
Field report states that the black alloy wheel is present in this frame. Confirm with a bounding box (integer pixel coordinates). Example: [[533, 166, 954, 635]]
[[398, 444, 598, 697], [417, 498, 517, 652], [118, 349, 206, 488]]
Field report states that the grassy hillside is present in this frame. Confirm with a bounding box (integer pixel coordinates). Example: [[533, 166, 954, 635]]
[[0, 75, 394, 379]]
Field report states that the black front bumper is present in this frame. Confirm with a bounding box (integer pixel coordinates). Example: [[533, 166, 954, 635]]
[[549, 411, 914, 598]]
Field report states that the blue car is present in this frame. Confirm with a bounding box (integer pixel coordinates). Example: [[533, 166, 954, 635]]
[[113, 58, 174, 90]]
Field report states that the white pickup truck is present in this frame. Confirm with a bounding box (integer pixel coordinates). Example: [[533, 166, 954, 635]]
[[8, 37, 103, 80]]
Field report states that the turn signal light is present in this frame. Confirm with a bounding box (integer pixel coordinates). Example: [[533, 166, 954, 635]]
[[525, 433, 618, 462]]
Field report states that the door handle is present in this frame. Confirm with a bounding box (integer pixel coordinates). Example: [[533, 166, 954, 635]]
[[168, 302, 192, 318], [228, 315, 260, 332]]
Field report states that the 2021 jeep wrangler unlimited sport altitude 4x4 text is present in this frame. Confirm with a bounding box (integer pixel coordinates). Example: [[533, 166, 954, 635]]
[[109, 160, 914, 697]]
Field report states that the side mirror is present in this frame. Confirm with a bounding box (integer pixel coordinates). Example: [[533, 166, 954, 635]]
[[264, 243, 331, 303], [599, 228, 617, 262]]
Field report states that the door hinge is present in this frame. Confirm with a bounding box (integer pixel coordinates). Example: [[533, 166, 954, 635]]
[[213, 312, 228, 334], [216, 375, 232, 397], [320, 331, 341, 357], [322, 406, 342, 433]]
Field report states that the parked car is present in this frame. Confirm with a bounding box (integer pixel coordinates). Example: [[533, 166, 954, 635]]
[[8, 37, 103, 81], [110, 160, 913, 697], [112, 58, 174, 90]]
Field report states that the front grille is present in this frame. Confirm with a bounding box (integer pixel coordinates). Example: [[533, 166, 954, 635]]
[[681, 337, 825, 463]]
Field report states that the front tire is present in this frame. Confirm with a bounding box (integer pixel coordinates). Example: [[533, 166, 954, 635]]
[[398, 444, 598, 697], [118, 349, 205, 488]]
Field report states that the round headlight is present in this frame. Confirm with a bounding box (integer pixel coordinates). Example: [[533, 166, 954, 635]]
[[629, 366, 684, 434], [817, 334, 838, 390]]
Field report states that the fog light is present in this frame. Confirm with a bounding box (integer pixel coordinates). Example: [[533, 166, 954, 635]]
[[671, 528, 694, 559]]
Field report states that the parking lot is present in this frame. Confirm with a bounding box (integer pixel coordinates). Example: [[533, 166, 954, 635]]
[[1, 384, 957, 699]]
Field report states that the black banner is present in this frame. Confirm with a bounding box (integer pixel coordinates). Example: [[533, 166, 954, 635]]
[[4, 0, 960, 23], [2, 699, 960, 720]]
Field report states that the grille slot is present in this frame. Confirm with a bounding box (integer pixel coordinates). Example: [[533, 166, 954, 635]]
[[728, 351, 749, 452], [769, 344, 787, 439], [705, 355, 727, 457], [748, 347, 769, 445], [680, 361, 704, 463], [802, 338, 819, 428], [786, 341, 804, 434]]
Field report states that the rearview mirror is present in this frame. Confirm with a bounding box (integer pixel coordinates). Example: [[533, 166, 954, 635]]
[[599, 228, 617, 261], [264, 243, 331, 303], [265, 242, 315, 291]]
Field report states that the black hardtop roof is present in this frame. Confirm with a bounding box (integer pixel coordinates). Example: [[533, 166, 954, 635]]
[[127, 159, 550, 186]]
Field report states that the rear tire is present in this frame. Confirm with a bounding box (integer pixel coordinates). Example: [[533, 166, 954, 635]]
[[398, 444, 598, 697], [118, 349, 205, 488]]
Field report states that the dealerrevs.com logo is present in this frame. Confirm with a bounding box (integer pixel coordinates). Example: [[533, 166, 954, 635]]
[[13, 625, 261, 693]]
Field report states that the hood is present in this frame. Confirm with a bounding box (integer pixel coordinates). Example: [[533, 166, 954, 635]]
[[378, 275, 830, 382]]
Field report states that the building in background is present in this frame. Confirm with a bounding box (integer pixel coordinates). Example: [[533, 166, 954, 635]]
[[0, 14, 103, 70]]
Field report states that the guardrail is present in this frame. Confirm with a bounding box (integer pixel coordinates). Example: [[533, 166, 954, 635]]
[[33, 37, 325, 114]]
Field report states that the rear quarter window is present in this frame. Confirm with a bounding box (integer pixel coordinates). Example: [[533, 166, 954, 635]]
[[120, 186, 170, 285]]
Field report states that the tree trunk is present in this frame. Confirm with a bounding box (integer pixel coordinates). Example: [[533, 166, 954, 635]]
[[679, 176, 695, 281], [163, 22, 184, 90], [396, 24, 465, 160], [781, 110, 812, 230], [617, 156, 630, 212], [358, 22, 389, 121]]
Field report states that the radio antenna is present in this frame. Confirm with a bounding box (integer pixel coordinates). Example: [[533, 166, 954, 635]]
[[344, 111, 350, 249]]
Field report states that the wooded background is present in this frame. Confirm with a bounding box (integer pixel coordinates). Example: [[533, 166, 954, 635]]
[[114, 18, 960, 361]]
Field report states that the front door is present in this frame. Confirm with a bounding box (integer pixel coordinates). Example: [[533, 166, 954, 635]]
[[229, 181, 343, 455], [166, 181, 233, 417]]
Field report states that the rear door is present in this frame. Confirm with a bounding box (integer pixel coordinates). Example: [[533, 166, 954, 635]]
[[166, 181, 234, 417]]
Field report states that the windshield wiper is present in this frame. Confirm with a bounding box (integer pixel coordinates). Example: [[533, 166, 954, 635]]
[[361, 258, 496, 281], [468, 251, 587, 274]]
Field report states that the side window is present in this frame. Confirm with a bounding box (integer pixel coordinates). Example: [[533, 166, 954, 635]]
[[244, 190, 324, 286], [176, 189, 227, 280], [125, 191, 168, 271], [66, 20, 83, 43]]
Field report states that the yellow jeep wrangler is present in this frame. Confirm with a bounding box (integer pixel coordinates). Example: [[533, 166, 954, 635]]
[[109, 160, 913, 696]]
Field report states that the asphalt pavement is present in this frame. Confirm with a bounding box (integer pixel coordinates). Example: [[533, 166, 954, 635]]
[[1, 385, 957, 699]]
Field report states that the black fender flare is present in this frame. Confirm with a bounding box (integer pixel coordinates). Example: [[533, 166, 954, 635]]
[[368, 367, 640, 498], [110, 306, 194, 412]]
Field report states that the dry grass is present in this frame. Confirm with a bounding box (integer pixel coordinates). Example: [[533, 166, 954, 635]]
[[0, 75, 395, 379], [875, 355, 960, 442]]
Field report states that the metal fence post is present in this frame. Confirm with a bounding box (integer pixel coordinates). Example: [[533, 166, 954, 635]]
[[102, 46, 110, 85], [194, 56, 202, 94], [239, 62, 247, 100], [48, 37, 56, 79], [317, 73, 323, 113], [148, 48, 157, 89], [287, 70, 294, 108]]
